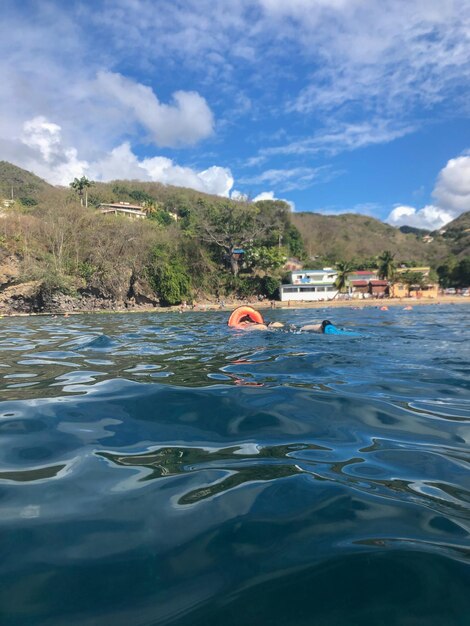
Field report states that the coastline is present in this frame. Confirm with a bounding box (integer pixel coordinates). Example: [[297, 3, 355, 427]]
[[1, 295, 469, 317]]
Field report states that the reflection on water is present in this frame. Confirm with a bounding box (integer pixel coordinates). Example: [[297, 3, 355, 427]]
[[0, 305, 469, 625], [99, 443, 325, 504]]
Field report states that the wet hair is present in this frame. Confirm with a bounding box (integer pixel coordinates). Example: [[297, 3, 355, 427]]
[[321, 320, 333, 332]]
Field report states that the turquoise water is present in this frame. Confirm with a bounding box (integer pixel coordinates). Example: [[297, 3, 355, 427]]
[[0, 305, 469, 626]]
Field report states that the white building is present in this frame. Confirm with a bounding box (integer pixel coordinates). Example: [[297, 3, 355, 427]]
[[98, 202, 146, 219], [279, 268, 338, 302]]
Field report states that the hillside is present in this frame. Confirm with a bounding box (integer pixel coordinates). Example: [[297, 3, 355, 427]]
[[437, 212, 470, 257], [0, 161, 468, 313], [0, 160, 466, 266], [0, 162, 299, 313], [0, 161, 58, 205], [0, 160, 240, 216], [290, 212, 451, 265]]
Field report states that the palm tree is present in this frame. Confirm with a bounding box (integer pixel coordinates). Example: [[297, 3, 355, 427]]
[[335, 261, 354, 294], [142, 200, 157, 216], [70, 176, 93, 207], [377, 250, 396, 280]]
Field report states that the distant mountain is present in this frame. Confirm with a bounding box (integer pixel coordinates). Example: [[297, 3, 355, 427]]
[[398, 225, 431, 236], [290, 212, 450, 265]]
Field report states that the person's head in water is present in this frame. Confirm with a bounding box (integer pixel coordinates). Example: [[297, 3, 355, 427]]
[[321, 320, 333, 333]]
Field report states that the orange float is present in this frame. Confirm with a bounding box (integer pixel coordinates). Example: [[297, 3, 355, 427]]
[[228, 306, 264, 327]]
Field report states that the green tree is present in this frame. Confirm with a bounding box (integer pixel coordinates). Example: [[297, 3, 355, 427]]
[[195, 200, 270, 275], [245, 245, 287, 272], [129, 189, 154, 204], [437, 258, 458, 287], [377, 250, 396, 280], [283, 224, 306, 258], [19, 196, 38, 206], [260, 275, 281, 298], [399, 271, 425, 294], [452, 257, 470, 287], [70, 176, 93, 207], [427, 269, 439, 284]]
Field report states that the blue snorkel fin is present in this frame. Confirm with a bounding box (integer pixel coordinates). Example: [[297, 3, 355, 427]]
[[323, 324, 361, 337]]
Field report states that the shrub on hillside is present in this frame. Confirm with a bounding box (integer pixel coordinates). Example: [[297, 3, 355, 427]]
[[147, 247, 192, 306], [150, 262, 191, 306]]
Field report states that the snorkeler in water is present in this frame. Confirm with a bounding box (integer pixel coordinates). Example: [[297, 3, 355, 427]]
[[227, 306, 282, 331], [298, 320, 334, 333], [227, 307, 355, 334]]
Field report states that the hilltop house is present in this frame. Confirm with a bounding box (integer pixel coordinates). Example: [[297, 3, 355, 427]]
[[98, 202, 146, 219], [279, 268, 338, 302]]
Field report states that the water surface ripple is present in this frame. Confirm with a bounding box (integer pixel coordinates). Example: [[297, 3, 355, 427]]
[[0, 305, 469, 625]]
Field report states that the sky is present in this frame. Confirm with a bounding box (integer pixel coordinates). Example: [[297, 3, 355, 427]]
[[1, 0, 469, 229]]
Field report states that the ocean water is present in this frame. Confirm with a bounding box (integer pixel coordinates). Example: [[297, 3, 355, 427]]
[[0, 305, 469, 626]]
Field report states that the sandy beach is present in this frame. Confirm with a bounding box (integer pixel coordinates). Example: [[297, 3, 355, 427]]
[[192, 295, 470, 313], [260, 295, 470, 311]]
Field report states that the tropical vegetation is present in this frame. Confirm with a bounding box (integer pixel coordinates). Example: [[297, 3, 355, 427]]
[[377, 250, 396, 280], [70, 176, 93, 207], [0, 161, 469, 312], [335, 261, 354, 293]]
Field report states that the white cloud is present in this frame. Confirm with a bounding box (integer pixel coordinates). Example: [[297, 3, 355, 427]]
[[387, 204, 453, 231], [88, 0, 470, 127], [22, 117, 62, 162], [259, 0, 470, 121], [21, 116, 88, 185], [115, 154, 233, 197], [95, 72, 214, 148], [240, 166, 333, 191], [87, 143, 147, 182], [253, 191, 295, 211], [261, 120, 416, 157], [139, 153, 233, 196], [433, 156, 470, 215], [90, 143, 234, 197], [17, 117, 234, 196], [198, 166, 234, 196], [231, 190, 249, 201], [253, 191, 276, 201], [386, 154, 470, 230]]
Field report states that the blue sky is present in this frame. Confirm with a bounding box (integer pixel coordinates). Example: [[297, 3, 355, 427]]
[[1, 0, 469, 229]]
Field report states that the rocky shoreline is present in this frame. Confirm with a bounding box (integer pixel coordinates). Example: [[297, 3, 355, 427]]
[[0, 254, 161, 316]]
